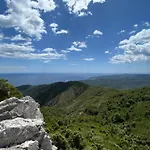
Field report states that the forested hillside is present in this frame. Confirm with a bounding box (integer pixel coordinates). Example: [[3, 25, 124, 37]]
[[17, 81, 88, 106], [40, 86, 150, 150], [17, 80, 150, 150]]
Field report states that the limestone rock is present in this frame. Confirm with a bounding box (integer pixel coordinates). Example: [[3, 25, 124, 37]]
[[0, 96, 57, 150], [0, 140, 39, 150], [0, 96, 43, 121]]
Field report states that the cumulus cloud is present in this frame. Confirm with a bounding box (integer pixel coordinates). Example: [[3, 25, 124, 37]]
[[118, 30, 125, 35], [68, 45, 82, 52], [62, 0, 105, 16], [73, 41, 87, 48], [11, 34, 31, 41], [110, 29, 150, 64], [83, 58, 95, 61], [0, 0, 56, 40], [0, 33, 31, 42], [61, 50, 70, 53], [43, 48, 56, 53], [0, 42, 65, 61], [93, 30, 103, 36], [32, 0, 56, 12], [50, 23, 68, 35], [19, 41, 32, 46], [67, 41, 87, 52]]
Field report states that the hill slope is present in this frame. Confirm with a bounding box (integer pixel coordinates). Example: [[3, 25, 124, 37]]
[[17, 81, 88, 106], [17, 80, 150, 150], [41, 86, 150, 150], [82, 74, 150, 89]]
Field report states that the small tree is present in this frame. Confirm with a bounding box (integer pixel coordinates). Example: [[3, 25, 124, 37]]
[[0, 79, 22, 101], [69, 131, 86, 149], [112, 113, 124, 123]]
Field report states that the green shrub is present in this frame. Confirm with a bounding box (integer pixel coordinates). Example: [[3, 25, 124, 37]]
[[52, 134, 68, 150], [64, 129, 73, 139], [69, 131, 86, 149], [0, 79, 22, 101]]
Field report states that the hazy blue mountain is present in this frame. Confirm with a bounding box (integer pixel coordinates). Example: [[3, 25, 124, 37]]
[[82, 74, 150, 89]]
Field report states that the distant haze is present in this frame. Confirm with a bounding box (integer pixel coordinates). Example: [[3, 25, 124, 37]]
[[0, 73, 104, 86]]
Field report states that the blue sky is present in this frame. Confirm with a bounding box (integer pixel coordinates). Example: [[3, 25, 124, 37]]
[[0, 0, 150, 73]]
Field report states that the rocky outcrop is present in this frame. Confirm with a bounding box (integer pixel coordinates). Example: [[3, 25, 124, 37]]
[[0, 96, 57, 150]]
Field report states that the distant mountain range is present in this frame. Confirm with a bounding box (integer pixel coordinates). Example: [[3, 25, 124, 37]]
[[82, 74, 150, 89], [17, 74, 150, 106]]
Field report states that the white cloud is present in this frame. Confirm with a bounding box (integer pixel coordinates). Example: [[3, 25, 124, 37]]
[[43, 48, 56, 53], [61, 41, 87, 53], [50, 23, 68, 35], [78, 11, 92, 17], [68, 45, 82, 52], [19, 41, 32, 46], [0, 42, 65, 61], [32, 0, 56, 12], [11, 34, 31, 41], [83, 58, 95, 61], [93, 30, 103, 36], [129, 30, 136, 35], [0, 0, 56, 40], [66, 41, 87, 52], [133, 24, 138, 28], [118, 30, 125, 34], [105, 50, 109, 54], [73, 41, 87, 48], [50, 23, 58, 28], [62, 0, 105, 16], [110, 29, 150, 64], [61, 50, 70, 53], [0, 33, 31, 42], [56, 30, 68, 34]]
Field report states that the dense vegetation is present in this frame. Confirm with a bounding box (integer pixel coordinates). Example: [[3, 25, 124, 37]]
[[6, 79, 150, 149], [82, 74, 150, 89], [40, 86, 150, 150], [0, 79, 22, 101]]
